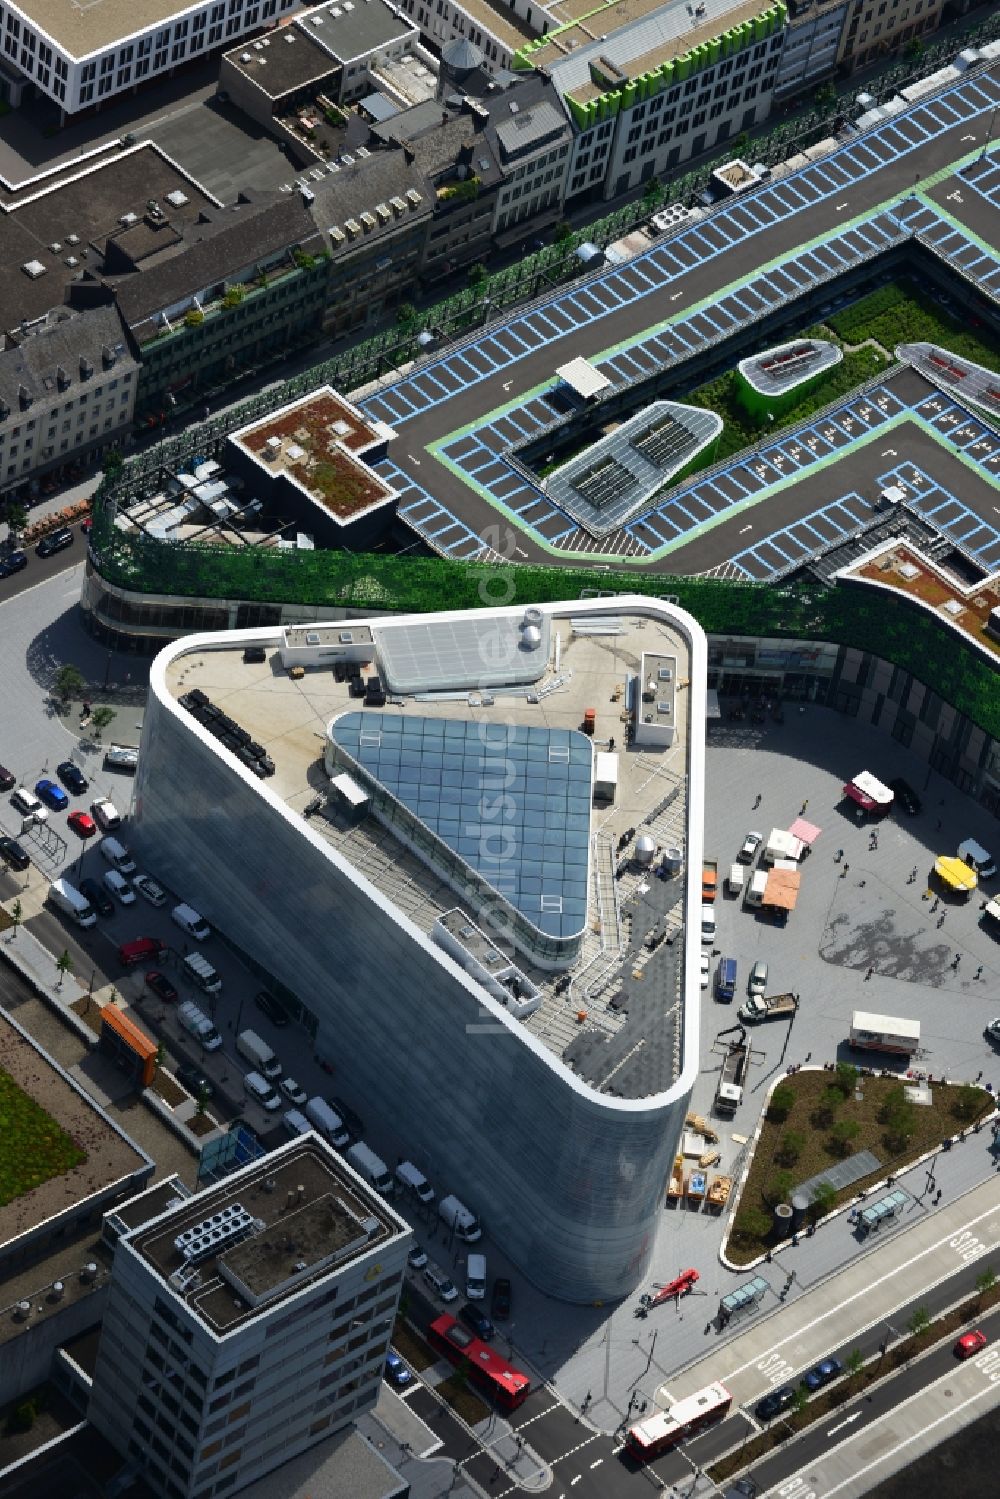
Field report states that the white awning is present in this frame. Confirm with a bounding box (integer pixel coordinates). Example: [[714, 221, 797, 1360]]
[[556, 357, 612, 402]]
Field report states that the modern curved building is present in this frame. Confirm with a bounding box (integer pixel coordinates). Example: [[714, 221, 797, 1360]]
[[133, 596, 706, 1303]]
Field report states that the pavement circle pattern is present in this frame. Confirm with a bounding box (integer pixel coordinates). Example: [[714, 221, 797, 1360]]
[[355, 68, 1000, 572]]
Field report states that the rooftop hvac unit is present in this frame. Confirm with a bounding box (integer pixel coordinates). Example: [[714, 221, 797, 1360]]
[[21, 259, 46, 278], [65, 232, 80, 245], [305, 631, 321, 644], [48, 241, 61, 253], [254, 39, 264, 49], [119, 211, 139, 227], [165, 189, 189, 207], [50, 1282, 64, 1301], [240, 51, 252, 61], [14, 1302, 30, 1321]]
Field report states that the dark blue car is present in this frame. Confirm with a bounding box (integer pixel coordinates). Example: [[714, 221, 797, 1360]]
[[801, 1357, 842, 1393], [35, 778, 68, 811], [459, 1302, 495, 1342], [755, 1385, 795, 1421], [384, 1352, 412, 1389], [0, 550, 27, 578], [57, 761, 88, 794]]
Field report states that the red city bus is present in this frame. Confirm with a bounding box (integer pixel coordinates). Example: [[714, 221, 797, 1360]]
[[428, 1314, 531, 1410], [625, 1382, 732, 1462]]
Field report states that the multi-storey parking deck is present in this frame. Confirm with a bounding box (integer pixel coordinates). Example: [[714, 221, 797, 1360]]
[[356, 64, 1000, 574]]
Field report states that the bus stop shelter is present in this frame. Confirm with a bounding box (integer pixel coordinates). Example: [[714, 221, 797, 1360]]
[[720, 1276, 770, 1322], [858, 1188, 909, 1232]]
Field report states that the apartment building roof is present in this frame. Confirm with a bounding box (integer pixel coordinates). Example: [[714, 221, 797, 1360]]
[[304, 144, 435, 250], [107, 194, 318, 334], [128, 1140, 408, 1335], [298, 0, 416, 61], [532, 0, 777, 85], [224, 26, 339, 99], [0, 145, 219, 333], [0, 303, 136, 419]]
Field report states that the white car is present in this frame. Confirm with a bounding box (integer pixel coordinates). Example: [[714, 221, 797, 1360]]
[[738, 831, 763, 864], [700, 952, 710, 989], [91, 796, 122, 832], [103, 869, 136, 905], [279, 1076, 308, 1107], [408, 1244, 429, 1271], [134, 874, 168, 907], [748, 959, 768, 998], [701, 904, 716, 944]]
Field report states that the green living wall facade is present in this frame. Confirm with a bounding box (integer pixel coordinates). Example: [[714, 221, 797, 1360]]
[[88, 502, 1000, 742]]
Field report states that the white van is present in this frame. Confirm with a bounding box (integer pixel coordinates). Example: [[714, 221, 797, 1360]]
[[304, 1096, 350, 1149], [100, 836, 136, 875], [103, 869, 136, 905], [959, 839, 997, 880], [700, 904, 716, 944], [465, 1252, 487, 1301], [11, 787, 47, 824], [345, 1141, 394, 1197], [396, 1160, 435, 1204], [244, 1070, 281, 1111], [182, 952, 222, 995], [726, 864, 745, 896], [172, 902, 211, 941], [49, 877, 97, 928], [438, 1194, 482, 1243]]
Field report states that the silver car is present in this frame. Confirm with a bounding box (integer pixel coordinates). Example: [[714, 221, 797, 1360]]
[[748, 959, 768, 998]]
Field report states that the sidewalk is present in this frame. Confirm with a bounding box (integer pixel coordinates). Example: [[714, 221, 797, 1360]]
[[661, 1170, 1000, 1408]]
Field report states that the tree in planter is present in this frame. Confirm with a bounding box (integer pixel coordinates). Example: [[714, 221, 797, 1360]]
[[3, 500, 27, 539], [811, 1086, 843, 1130], [184, 308, 205, 328], [952, 1083, 983, 1122], [56, 949, 73, 989], [221, 285, 246, 310], [765, 1170, 795, 1206], [396, 301, 419, 332], [195, 1086, 210, 1117], [834, 1062, 858, 1097], [975, 1268, 997, 1308], [768, 1084, 795, 1123], [89, 706, 117, 740], [54, 663, 86, 705], [829, 1118, 860, 1157], [775, 1129, 806, 1167], [845, 1348, 864, 1386], [466, 262, 487, 289], [155, 1042, 166, 1071], [642, 177, 665, 207], [10, 898, 22, 935], [735, 1206, 771, 1246], [907, 1306, 931, 1339], [809, 1180, 837, 1222]]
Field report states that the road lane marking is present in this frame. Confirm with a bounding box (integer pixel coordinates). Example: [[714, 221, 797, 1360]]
[[826, 1410, 861, 1435]]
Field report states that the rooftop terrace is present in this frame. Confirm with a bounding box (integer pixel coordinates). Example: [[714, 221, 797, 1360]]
[[164, 606, 696, 1100], [232, 388, 396, 522], [529, 0, 770, 84], [130, 1141, 405, 1335], [841, 540, 1000, 663]]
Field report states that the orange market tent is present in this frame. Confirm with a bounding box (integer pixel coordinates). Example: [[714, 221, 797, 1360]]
[[935, 855, 977, 894], [764, 867, 801, 910]]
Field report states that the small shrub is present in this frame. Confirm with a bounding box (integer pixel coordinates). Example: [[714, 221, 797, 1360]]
[[834, 1063, 858, 1097], [952, 1084, 982, 1121], [776, 1129, 806, 1166], [10, 1401, 36, 1433]]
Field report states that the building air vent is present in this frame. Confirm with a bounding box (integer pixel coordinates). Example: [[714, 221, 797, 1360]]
[[345, 217, 361, 237], [312, 12, 323, 21], [119, 211, 139, 227], [356, 145, 370, 158], [405, 188, 422, 207], [64, 256, 79, 268], [329, 225, 347, 244], [21, 260, 46, 279], [18, 384, 32, 410], [360, 210, 376, 230], [65, 233, 80, 245], [254, 39, 264, 49], [48, 241, 61, 253], [305, 631, 321, 644], [509, 101, 519, 113], [165, 189, 189, 207], [389, 195, 406, 215], [375, 202, 390, 222], [80, 355, 94, 378]]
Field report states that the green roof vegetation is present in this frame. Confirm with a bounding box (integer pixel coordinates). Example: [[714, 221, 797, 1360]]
[[0, 1068, 87, 1207]]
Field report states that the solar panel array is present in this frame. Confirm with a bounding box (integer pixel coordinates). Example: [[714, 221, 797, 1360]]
[[574, 458, 633, 510]]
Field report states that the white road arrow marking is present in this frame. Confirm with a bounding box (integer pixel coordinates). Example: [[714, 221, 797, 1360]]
[[827, 1411, 863, 1436]]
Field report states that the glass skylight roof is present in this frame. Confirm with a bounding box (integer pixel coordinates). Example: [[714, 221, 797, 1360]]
[[330, 713, 593, 940]]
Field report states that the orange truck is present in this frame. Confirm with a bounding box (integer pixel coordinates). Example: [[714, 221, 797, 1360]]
[[702, 858, 718, 902]]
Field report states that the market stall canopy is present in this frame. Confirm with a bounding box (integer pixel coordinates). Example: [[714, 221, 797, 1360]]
[[935, 855, 978, 893], [764, 867, 800, 910], [788, 817, 821, 846], [766, 828, 805, 862], [844, 771, 894, 810]]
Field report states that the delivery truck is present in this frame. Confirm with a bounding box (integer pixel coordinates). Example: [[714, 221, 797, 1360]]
[[739, 991, 799, 1023], [849, 1010, 920, 1057], [702, 858, 719, 903], [715, 1034, 748, 1115]]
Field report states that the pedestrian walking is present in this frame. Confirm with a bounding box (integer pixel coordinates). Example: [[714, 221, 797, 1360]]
[[977, 1071, 984, 1083], [836, 848, 844, 862], [975, 965, 983, 981], [801, 799, 809, 813], [955, 952, 961, 964], [843, 863, 850, 874], [936, 817, 942, 831], [865, 966, 874, 981], [910, 866, 918, 882], [754, 793, 762, 809]]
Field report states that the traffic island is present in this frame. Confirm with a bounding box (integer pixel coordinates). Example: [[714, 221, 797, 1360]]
[[707, 1279, 1000, 1485], [724, 1065, 994, 1266]]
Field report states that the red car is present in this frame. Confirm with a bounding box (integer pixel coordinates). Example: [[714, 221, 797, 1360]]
[[955, 1330, 987, 1359], [67, 810, 97, 839], [145, 970, 178, 1004]]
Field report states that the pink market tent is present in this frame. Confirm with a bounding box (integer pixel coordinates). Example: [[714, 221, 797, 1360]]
[[788, 817, 821, 846]]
